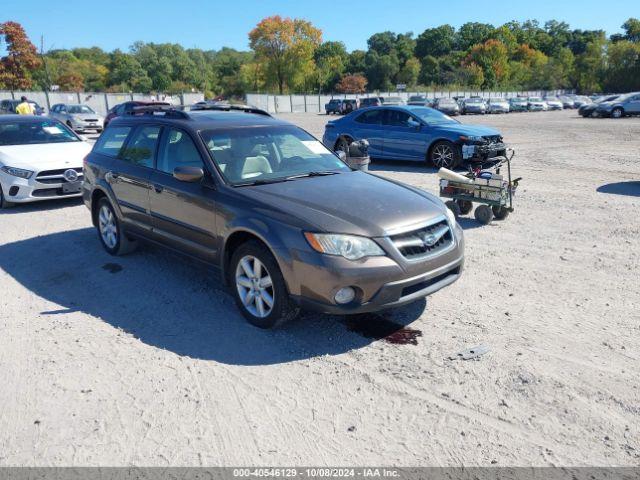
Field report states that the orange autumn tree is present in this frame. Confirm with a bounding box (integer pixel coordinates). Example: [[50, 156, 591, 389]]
[[464, 39, 509, 88], [336, 74, 367, 93], [249, 16, 321, 94], [0, 21, 41, 90]]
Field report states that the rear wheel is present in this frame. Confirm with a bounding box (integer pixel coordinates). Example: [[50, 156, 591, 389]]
[[611, 107, 624, 119], [96, 197, 137, 255], [457, 200, 473, 215], [229, 240, 299, 329], [492, 205, 510, 220], [474, 205, 494, 225], [335, 137, 351, 157], [430, 141, 461, 169]]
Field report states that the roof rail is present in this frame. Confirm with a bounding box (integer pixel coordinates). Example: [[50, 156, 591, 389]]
[[190, 103, 271, 117], [128, 105, 190, 120]]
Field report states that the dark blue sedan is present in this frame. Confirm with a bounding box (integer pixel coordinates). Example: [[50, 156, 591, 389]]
[[322, 105, 506, 169]]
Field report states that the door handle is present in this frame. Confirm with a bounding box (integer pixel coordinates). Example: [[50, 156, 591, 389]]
[[153, 184, 164, 193], [106, 171, 120, 183]]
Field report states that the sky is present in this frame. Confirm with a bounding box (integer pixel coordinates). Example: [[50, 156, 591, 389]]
[[2, 0, 636, 53]]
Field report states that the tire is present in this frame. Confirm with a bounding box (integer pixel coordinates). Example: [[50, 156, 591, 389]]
[[229, 240, 299, 329], [492, 205, 510, 220], [335, 137, 351, 157], [611, 107, 624, 119], [0, 184, 15, 208], [96, 197, 137, 255], [430, 141, 461, 169], [474, 204, 494, 225], [457, 199, 473, 215], [445, 200, 461, 219]]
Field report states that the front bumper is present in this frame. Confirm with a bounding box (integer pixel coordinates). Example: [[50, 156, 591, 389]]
[[0, 170, 83, 203], [462, 142, 508, 162], [285, 222, 465, 315]]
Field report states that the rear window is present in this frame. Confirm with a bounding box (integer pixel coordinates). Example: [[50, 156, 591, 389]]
[[93, 126, 132, 157]]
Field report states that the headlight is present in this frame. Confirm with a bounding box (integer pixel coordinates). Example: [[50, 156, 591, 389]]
[[459, 135, 484, 143], [445, 206, 457, 226], [304, 233, 385, 260], [1, 166, 33, 179]]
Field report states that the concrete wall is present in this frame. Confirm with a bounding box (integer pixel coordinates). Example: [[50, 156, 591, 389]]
[[246, 90, 572, 114]]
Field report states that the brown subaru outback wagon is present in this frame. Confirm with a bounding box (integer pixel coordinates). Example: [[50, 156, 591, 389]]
[[83, 105, 464, 328]]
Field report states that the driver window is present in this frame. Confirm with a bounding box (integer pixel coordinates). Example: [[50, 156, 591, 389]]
[[157, 128, 203, 174], [386, 110, 411, 127]]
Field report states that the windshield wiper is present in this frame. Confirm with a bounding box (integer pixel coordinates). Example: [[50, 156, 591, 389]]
[[285, 171, 341, 180], [234, 178, 293, 187]]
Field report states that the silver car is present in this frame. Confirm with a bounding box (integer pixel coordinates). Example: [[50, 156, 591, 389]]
[[596, 92, 640, 118], [49, 104, 104, 133], [486, 98, 510, 113]]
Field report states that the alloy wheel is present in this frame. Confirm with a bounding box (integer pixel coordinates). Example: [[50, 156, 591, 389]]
[[235, 255, 274, 318], [98, 205, 118, 249], [432, 144, 454, 168]]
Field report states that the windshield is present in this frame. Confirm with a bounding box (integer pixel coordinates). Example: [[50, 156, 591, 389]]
[[489, 98, 504, 102], [545, 97, 559, 101], [512, 98, 527, 103], [0, 120, 80, 146], [410, 107, 456, 124], [200, 125, 351, 186], [438, 99, 456, 105], [529, 97, 543, 101], [67, 105, 95, 114], [466, 98, 483, 103]]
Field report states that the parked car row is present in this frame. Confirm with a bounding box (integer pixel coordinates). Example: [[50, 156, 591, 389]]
[[325, 97, 403, 115], [578, 92, 640, 118], [0, 105, 465, 329]]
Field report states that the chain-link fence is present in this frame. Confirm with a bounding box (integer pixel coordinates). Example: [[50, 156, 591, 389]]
[[246, 90, 573, 114], [0, 90, 205, 116]]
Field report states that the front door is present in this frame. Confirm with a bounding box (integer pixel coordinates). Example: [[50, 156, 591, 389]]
[[149, 127, 218, 262], [382, 110, 428, 161]]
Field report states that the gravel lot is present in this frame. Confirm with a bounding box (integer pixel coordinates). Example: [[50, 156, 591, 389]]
[[0, 110, 638, 466]]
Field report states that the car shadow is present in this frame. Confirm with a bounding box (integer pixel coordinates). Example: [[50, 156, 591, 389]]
[[0, 197, 83, 215], [0, 228, 429, 366], [597, 181, 640, 197]]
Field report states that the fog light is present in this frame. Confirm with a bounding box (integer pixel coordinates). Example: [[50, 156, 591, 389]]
[[9, 186, 19, 196], [334, 287, 356, 305]]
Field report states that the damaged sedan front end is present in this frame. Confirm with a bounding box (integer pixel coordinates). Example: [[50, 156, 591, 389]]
[[459, 134, 508, 162]]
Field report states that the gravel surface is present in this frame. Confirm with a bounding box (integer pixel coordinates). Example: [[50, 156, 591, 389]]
[[0, 110, 638, 466]]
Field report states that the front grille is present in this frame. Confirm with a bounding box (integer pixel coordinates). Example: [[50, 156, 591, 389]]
[[401, 267, 460, 297], [36, 167, 83, 184], [83, 118, 99, 122], [483, 135, 503, 144], [37, 167, 82, 177], [390, 219, 453, 260], [32, 188, 80, 197]]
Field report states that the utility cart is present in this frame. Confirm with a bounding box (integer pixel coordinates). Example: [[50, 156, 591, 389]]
[[439, 150, 521, 225]]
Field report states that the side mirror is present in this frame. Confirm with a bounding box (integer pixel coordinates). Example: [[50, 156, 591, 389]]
[[336, 150, 347, 162], [408, 120, 421, 131], [173, 166, 204, 183]]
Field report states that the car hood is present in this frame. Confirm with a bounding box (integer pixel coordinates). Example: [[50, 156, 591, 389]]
[[0, 142, 92, 169], [239, 171, 447, 237], [433, 123, 500, 137], [71, 113, 102, 120]]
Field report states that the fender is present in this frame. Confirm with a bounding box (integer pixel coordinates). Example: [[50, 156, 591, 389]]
[[88, 180, 123, 226]]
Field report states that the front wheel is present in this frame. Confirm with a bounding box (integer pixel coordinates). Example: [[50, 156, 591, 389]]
[[229, 241, 299, 329], [96, 198, 137, 255], [0, 184, 15, 208], [430, 141, 461, 169]]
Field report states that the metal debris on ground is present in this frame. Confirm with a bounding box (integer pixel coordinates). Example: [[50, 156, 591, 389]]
[[450, 344, 490, 361]]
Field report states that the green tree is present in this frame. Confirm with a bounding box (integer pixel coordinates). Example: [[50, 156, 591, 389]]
[[415, 25, 456, 59], [457, 22, 494, 51], [314, 41, 348, 91], [397, 57, 420, 87], [573, 36, 606, 92], [603, 40, 640, 92]]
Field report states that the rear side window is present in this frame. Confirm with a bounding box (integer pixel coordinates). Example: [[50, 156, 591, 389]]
[[355, 110, 383, 124], [93, 126, 132, 157], [119, 125, 160, 168]]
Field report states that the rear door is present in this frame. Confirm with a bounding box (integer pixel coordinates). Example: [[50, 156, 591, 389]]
[[381, 109, 428, 161], [351, 109, 386, 157], [626, 94, 640, 114], [105, 124, 158, 233], [149, 127, 218, 262]]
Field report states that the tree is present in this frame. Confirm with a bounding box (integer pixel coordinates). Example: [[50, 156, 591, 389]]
[[314, 41, 348, 91], [0, 21, 41, 90], [397, 57, 420, 87], [415, 25, 456, 59], [335, 74, 367, 93], [573, 37, 606, 92], [603, 40, 640, 92], [249, 15, 322, 94], [108, 50, 152, 92], [347, 50, 366, 74], [621, 18, 640, 42], [457, 23, 494, 51], [465, 39, 510, 88], [365, 50, 399, 90], [367, 31, 397, 56]]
